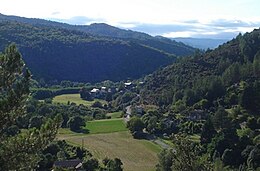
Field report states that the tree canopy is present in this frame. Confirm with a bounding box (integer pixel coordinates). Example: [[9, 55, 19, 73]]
[[0, 44, 62, 170]]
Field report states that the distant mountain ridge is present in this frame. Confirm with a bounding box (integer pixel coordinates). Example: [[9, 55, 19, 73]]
[[0, 14, 196, 83], [173, 37, 229, 49], [0, 13, 196, 56]]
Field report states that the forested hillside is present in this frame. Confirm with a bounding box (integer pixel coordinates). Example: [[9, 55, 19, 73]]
[[141, 29, 260, 111], [137, 29, 260, 170], [75, 23, 195, 56], [0, 14, 196, 83], [0, 20, 172, 82]]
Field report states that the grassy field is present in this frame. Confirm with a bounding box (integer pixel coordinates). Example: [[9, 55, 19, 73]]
[[106, 111, 122, 119], [85, 119, 128, 134], [59, 131, 161, 171], [53, 94, 107, 107], [58, 118, 161, 171]]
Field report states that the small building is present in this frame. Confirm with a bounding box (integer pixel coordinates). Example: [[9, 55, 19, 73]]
[[124, 82, 133, 88], [90, 88, 100, 93], [53, 159, 83, 170], [90, 88, 101, 98], [100, 87, 107, 94]]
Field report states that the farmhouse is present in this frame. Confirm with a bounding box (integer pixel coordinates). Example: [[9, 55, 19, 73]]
[[124, 82, 134, 89], [90, 88, 101, 98], [53, 159, 83, 170]]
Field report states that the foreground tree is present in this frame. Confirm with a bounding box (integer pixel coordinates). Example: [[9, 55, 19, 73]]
[[0, 44, 62, 170]]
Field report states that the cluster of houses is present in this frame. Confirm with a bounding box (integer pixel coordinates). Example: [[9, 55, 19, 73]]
[[88, 81, 144, 99], [89, 86, 112, 98]]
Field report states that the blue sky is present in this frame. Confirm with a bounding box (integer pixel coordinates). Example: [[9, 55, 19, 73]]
[[1, 0, 260, 39]]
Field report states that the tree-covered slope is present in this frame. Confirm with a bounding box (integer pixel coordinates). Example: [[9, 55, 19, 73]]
[[141, 28, 260, 113], [0, 19, 175, 82], [0, 13, 196, 56], [138, 28, 260, 171], [76, 23, 196, 56]]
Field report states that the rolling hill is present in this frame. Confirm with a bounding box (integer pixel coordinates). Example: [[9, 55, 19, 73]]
[[76, 23, 195, 56], [0, 14, 196, 83]]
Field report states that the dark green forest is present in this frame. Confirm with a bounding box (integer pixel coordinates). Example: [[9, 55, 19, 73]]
[[137, 29, 260, 170], [0, 14, 195, 83]]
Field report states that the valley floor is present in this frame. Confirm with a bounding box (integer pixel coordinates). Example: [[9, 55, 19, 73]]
[[58, 130, 161, 171]]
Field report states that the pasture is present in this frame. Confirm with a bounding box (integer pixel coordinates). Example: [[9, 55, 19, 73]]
[[58, 118, 161, 171], [60, 131, 161, 171], [85, 119, 127, 134], [52, 93, 107, 107]]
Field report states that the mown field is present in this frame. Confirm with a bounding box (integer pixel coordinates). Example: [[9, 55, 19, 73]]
[[59, 131, 161, 171], [85, 119, 127, 134], [52, 93, 107, 107], [58, 119, 161, 171]]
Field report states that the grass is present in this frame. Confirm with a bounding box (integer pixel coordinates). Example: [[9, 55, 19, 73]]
[[85, 119, 128, 134], [58, 128, 83, 140], [57, 118, 162, 170], [59, 131, 161, 171], [139, 140, 162, 153], [106, 111, 122, 119], [52, 93, 107, 107]]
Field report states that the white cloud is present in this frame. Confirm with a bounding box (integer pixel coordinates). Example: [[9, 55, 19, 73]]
[[162, 30, 219, 38], [162, 31, 196, 38], [1, 0, 260, 24], [222, 27, 257, 33]]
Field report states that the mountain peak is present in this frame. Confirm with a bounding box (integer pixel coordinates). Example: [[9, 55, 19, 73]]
[[89, 23, 115, 28]]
